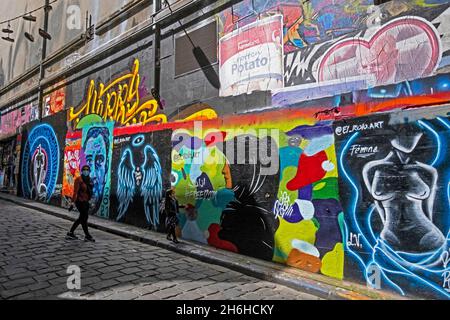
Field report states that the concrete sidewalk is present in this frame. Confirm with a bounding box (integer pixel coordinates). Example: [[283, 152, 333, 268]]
[[0, 192, 406, 300]]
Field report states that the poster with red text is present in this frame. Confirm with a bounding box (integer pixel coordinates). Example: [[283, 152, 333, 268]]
[[219, 15, 284, 97]]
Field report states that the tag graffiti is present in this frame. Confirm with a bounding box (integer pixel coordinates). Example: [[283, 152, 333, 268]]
[[69, 59, 167, 127]]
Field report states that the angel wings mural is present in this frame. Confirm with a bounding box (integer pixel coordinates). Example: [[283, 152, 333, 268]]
[[116, 134, 163, 228]]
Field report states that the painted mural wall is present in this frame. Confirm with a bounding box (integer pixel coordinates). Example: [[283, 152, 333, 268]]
[[334, 110, 450, 299], [6, 0, 450, 300], [170, 117, 345, 278], [110, 126, 172, 230], [18, 111, 67, 206]]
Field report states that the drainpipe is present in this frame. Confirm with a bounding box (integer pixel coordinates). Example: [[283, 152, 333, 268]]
[[153, 0, 162, 100], [37, 0, 50, 122]]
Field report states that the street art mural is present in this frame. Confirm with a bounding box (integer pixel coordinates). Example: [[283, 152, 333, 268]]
[[80, 121, 114, 218], [61, 132, 82, 208], [0, 104, 33, 137], [20, 124, 60, 203], [68, 59, 167, 128], [318, 17, 441, 87], [170, 119, 344, 274], [283, 10, 447, 89], [171, 124, 280, 260], [110, 128, 172, 229], [335, 113, 450, 298], [273, 122, 344, 279], [218, 0, 371, 52], [42, 80, 66, 118]]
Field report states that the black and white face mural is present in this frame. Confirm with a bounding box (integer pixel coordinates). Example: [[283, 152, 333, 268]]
[[334, 113, 450, 299]]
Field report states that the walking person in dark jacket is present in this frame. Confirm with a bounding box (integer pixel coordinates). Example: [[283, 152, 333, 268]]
[[165, 189, 184, 244], [66, 165, 96, 242]]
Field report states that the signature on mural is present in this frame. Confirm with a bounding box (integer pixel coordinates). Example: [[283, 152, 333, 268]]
[[442, 250, 450, 292], [69, 59, 167, 127], [347, 232, 363, 249]]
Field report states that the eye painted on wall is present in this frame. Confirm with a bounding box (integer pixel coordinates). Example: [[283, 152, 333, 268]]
[[132, 135, 145, 147], [171, 171, 179, 186]]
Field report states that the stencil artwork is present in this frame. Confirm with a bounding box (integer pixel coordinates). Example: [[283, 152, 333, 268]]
[[335, 113, 450, 299]]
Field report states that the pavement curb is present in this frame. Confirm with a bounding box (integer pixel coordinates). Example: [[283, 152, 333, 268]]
[[0, 193, 406, 300]]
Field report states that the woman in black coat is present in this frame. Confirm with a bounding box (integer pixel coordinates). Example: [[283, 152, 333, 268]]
[[165, 189, 184, 244]]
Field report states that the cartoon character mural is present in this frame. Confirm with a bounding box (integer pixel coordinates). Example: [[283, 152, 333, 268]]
[[20, 124, 60, 203], [110, 129, 172, 229], [273, 122, 345, 279], [335, 113, 450, 298], [80, 121, 114, 218]]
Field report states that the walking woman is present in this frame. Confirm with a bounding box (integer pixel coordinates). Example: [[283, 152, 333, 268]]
[[66, 165, 96, 242], [165, 189, 184, 244]]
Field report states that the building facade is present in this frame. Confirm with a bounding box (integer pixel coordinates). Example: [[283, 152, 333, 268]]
[[1, 0, 450, 299]]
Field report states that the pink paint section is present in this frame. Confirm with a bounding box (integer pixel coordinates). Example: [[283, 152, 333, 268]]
[[318, 17, 441, 86]]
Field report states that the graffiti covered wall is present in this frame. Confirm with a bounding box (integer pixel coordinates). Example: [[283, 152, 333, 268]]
[[170, 117, 345, 278], [334, 110, 450, 299], [18, 112, 67, 206], [4, 0, 450, 301], [110, 127, 172, 230]]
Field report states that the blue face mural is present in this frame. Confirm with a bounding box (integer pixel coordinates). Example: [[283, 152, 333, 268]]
[[334, 114, 450, 299], [82, 124, 113, 217], [117, 134, 163, 228], [21, 124, 59, 203]]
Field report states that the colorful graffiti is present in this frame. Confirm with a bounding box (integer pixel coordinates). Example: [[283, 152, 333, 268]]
[[21, 124, 60, 203], [218, 0, 371, 52], [42, 80, 66, 118], [273, 122, 344, 279], [170, 119, 344, 274], [80, 121, 114, 218], [116, 135, 162, 226], [335, 113, 450, 298], [110, 127, 172, 229], [61, 132, 82, 208], [318, 17, 441, 87], [279, 0, 450, 103], [0, 104, 33, 137], [68, 59, 167, 127], [171, 125, 280, 259]]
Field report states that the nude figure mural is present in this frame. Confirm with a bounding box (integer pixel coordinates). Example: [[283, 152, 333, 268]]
[[362, 127, 445, 253], [335, 115, 450, 299]]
